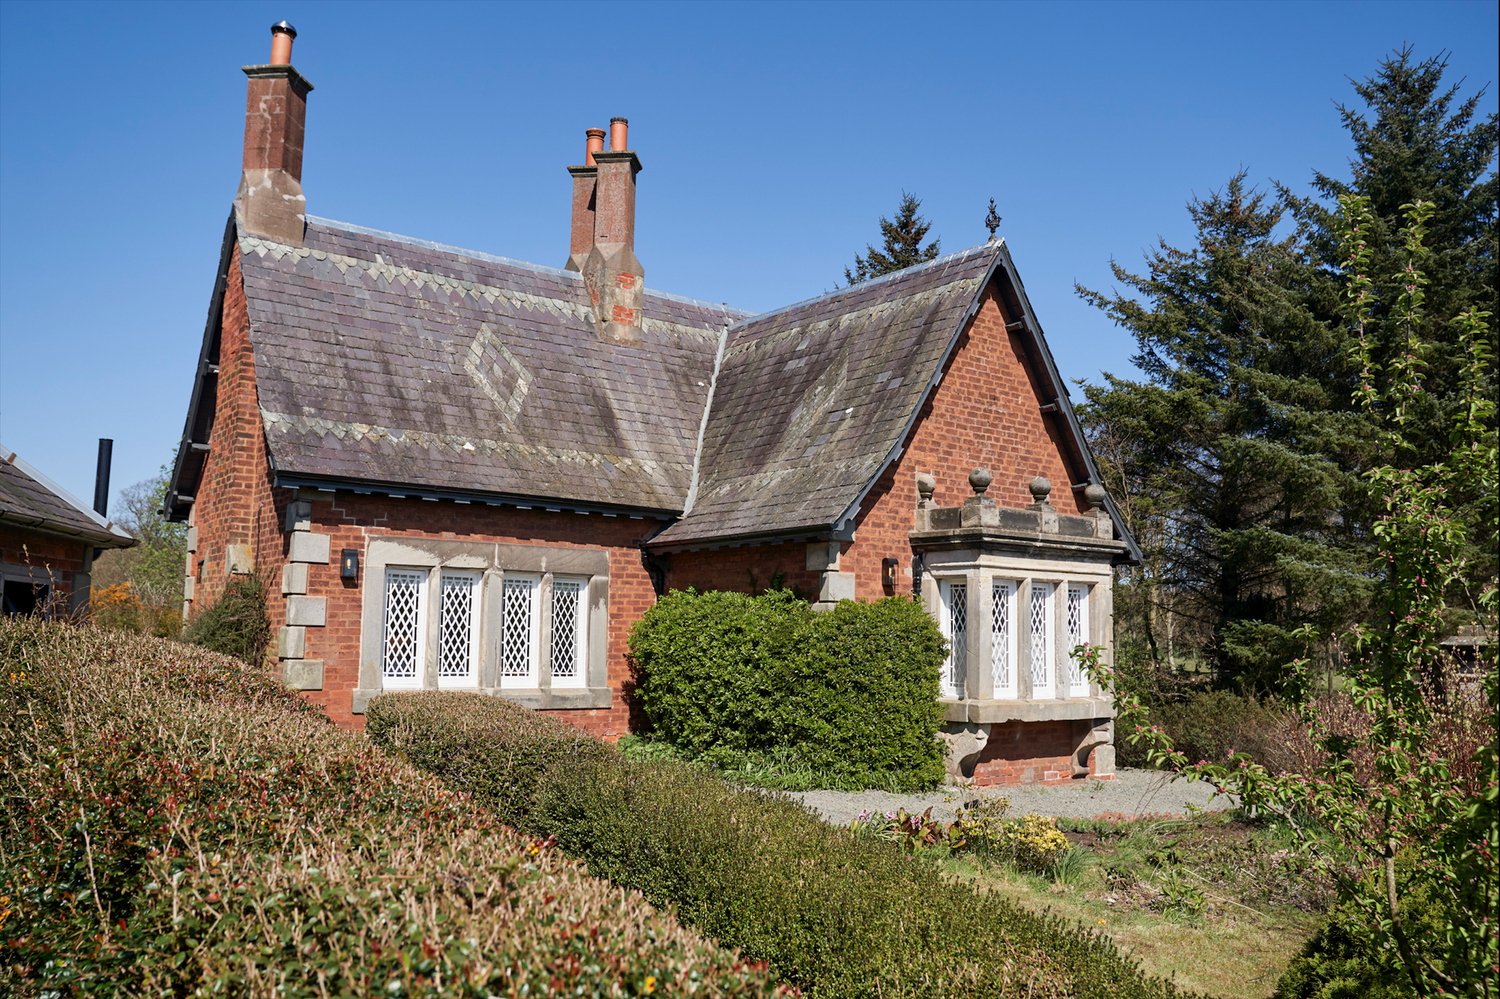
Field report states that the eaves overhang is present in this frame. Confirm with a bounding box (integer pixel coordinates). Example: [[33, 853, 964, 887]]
[[273, 472, 682, 523]]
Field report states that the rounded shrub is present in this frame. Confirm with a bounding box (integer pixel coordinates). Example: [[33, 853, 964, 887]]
[[629, 589, 946, 791]]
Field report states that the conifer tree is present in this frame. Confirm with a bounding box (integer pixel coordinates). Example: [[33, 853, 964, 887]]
[[844, 192, 940, 285], [1077, 175, 1373, 691]]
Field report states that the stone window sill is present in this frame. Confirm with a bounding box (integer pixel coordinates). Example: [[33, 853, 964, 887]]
[[352, 686, 612, 714], [940, 697, 1113, 724]]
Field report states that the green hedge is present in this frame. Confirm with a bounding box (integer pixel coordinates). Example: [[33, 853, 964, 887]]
[[629, 590, 947, 791], [0, 619, 778, 997], [368, 690, 1202, 999]]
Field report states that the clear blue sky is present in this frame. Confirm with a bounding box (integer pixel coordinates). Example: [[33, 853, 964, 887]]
[[1, 0, 1495, 510]]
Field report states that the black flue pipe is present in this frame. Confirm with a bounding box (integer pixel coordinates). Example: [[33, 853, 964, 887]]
[[93, 439, 113, 517]]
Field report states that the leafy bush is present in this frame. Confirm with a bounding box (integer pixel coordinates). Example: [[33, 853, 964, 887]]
[[1118, 688, 1286, 769], [1274, 860, 1452, 999], [0, 619, 780, 997], [181, 572, 273, 665], [629, 589, 946, 791], [368, 689, 1202, 999]]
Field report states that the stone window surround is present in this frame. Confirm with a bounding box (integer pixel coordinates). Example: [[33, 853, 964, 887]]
[[920, 549, 1113, 725], [352, 537, 611, 715]]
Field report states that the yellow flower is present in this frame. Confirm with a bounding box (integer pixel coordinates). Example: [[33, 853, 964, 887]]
[[644, 976, 657, 994]]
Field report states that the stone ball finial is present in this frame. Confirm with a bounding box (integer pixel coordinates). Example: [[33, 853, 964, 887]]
[[968, 467, 992, 495], [916, 472, 936, 501], [1084, 482, 1107, 509], [1029, 476, 1052, 502]]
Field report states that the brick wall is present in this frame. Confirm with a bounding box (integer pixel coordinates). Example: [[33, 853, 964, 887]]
[[665, 540, 822, 599], [186, 246, 292, 632], [302, 493, 660, 734], [969, 720, 1100, 786], [0, 528, 88, 610]]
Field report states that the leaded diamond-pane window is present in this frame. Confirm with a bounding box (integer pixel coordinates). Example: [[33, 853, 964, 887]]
[[1030, 583, 1055, 698], [991, 580, 1016, 698], [501, 575, 539, 683], [550, 578, 586, 686], [438, 571, 479, 686], [382, 568, 426, 689], [1066, 584, 1090, 695], [940, 581, 968, 698]]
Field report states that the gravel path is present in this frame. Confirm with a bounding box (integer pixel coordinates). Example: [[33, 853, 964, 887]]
[[790, 768, 1237, 827]]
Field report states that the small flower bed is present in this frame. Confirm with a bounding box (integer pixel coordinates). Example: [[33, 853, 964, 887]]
[[849, 799, 1073, 875]]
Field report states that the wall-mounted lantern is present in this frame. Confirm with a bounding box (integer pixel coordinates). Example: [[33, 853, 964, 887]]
[[340, 549, 359, 580], [882, 557, 899, 590]]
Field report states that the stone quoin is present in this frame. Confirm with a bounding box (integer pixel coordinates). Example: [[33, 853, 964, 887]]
[[167, 23, 1141, 783]]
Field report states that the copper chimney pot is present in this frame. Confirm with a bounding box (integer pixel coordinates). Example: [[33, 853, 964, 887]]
[[269, 21, 297, 65], [585, 128, 606, 166], [609, 116, 628, 151]]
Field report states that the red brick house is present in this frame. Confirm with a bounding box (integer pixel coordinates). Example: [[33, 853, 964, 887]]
[[167, 25, 1139, 786], [1, 447, 135, 617]]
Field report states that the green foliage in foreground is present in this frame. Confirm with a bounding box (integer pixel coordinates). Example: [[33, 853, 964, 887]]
[[0, 619, 779, 997], [629, 589, 947, 792], [181, 572, 273, 666], [368, 690, 1203, 999]]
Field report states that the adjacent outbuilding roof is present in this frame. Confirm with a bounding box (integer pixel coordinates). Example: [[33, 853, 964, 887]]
[[0, 447, 137, 548]]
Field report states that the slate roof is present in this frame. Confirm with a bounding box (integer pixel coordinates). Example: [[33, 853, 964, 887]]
[[231, 217, 747, 512], [0, 447, 136, 548], [167, 213, 1137, 562], [652, 245, 999, 546]]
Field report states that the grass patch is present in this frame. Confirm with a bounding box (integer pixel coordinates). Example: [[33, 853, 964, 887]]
[[938, 811, 1333, 998]]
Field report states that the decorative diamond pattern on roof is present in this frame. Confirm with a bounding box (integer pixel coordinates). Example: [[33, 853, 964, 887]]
[[502, 576, 535, 679], [945, 583, 968, 698], [550, 580, 581, 679], [383, 569, 424, 682], [992, 580, 1013, 695], [1030, 584, 1052, 693], [439, 572, 476, 680]]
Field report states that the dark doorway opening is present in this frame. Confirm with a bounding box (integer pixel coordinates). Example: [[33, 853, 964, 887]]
[[2, 580, 49, 616]]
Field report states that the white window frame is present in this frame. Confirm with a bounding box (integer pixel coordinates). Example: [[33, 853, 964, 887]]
[[549, 575, 589, 688], [1029, 582, 1056, 699], [938, 579, 969, 699], [437, 569, 482, 689], [991, 579, 1018, 699], [499, 572, 542, 688], [382, 567, 428, 690], [1066, 583, 1091, 697]]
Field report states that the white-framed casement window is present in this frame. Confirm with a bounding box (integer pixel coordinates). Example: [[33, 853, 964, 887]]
[[382, 567, 428, 690], [437, 570, 481, 689], [939, 579, 969, 698], [500, 573, 542, 688], [1066, 583, 1091, 696], [991, 579, 1018, 699], [549, 576, 588, 688], [1029, 582, 1056, 698]]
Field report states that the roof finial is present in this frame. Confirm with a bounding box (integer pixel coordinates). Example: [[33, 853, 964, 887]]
[[984, 198, 1002, 242]]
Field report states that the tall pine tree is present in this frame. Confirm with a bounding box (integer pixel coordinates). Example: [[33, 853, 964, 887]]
[[1282, 46, 1498, 585], [1077, 176, 1373, 691], [844, 192, 941, 285]]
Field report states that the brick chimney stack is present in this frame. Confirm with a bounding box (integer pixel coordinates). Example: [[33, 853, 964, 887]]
[[565, 129, 606, 273], [235, 22, 313, 246], [568, 117, 645, 344]]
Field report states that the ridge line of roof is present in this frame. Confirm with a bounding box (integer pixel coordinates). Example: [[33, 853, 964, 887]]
[[300, 215, 756, 316], [724, 241, 1000, 333], [0, 444, 133, 541]]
